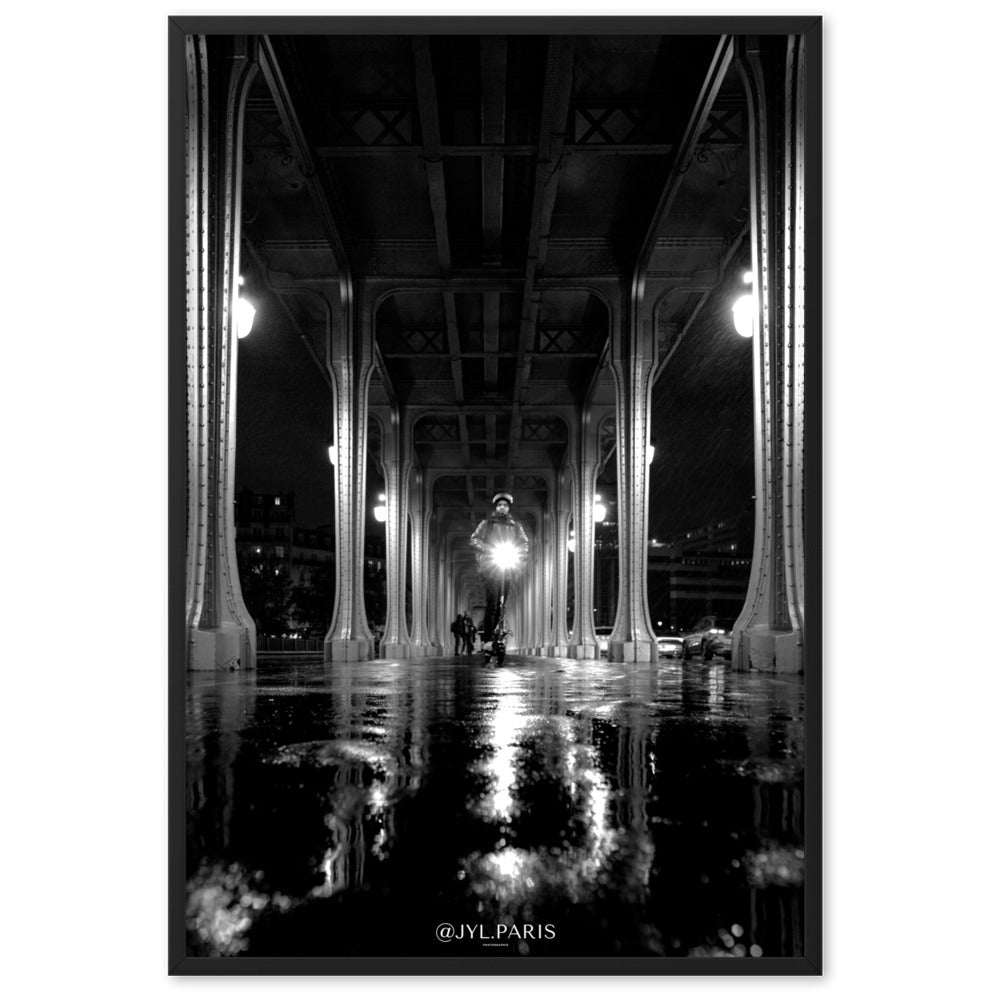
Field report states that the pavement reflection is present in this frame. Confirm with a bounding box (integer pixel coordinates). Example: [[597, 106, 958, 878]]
[[186, 656, 805, 958]]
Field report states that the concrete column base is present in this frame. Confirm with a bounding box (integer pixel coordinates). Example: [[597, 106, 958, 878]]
[[569, 643, 597, 659], [325, 638, 372, 663], [733, 626, 802, 674], [406, 643, 436, 658], [190, 624, 254, 671], [546, 644, 569, 657], [380, 642, 409, 659], [608, 639, 657, 663]]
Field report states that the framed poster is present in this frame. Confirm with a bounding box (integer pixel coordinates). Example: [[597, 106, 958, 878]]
[[169, 14, 821, 975]]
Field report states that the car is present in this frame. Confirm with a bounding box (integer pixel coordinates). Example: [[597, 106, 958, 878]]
[[656, 634, 684, 658], [681, 616, 736, 660], [595, 626, 614, 656], [703, 631, 733, 661]]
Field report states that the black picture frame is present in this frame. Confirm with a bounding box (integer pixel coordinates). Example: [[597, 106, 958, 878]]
[[169, 14, 822, 976]]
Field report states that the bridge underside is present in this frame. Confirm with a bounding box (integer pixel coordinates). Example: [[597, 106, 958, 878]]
[[182, 29, 811, 673]]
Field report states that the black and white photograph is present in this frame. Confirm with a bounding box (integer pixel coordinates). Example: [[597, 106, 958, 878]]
[[11, 0, 1000, 994], [9, 0, 1000, 1000], [170, 16, 820, 974]]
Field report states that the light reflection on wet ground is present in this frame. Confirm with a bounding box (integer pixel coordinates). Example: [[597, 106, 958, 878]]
[[186, 655, 805, 958]]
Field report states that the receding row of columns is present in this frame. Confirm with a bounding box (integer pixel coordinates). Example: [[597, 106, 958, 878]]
[[183, 32, 810, 674], [366, 417, 647, 664]]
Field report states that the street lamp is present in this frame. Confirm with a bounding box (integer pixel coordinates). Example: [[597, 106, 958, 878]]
[[236, 275, 256, 339], [567, 531, 575, 553], [373, 493, 387, 523], [732, 269, 755, 339], [593, 494, 607, 523]]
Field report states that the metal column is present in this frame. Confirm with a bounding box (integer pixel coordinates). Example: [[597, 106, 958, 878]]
[[732, 35, 808, 674], [407, 469, 434, 656], [547, 465, 573, 656], [184, 35, 258, 671], [324, 287, 375, 663], [568, 410, 600, 659], [380, 409, 411, 659], [608, 319, 658, 662]]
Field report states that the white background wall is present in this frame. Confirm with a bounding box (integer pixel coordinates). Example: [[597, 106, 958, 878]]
[[2, 1, 997, 996]]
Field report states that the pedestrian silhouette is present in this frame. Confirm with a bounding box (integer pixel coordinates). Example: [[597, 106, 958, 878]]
[[450, 613, 464, 656]]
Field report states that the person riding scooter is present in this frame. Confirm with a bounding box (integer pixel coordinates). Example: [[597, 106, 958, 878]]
[[469, 492, 530, 659]]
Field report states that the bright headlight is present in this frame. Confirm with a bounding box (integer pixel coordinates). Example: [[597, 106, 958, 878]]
[[491, 540, 520, 571]]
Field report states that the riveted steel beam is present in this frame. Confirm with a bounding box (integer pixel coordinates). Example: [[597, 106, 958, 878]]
[[481, 36, 507, 268], [412, 36, 452, 275], [633, 36, 735, 288], [315, 142, 689, 158], [411, 38, 480, 512], [504, 37, 575, 481], [258, 36, 352, 286]]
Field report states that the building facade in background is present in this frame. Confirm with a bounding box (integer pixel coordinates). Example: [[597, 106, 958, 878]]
[[648, 509, 753, 631], [235, 489, 334, 586]]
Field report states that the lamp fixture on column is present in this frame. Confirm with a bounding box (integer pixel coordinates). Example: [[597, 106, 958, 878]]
[[373, 493, 387, 523], [236, 275, 256, 340], [647, 438, 656, 465], [327, 439, 337, 465], [567, 530, 575, 553], [593, 494, 607, 523], [732, 270, 755, 339]]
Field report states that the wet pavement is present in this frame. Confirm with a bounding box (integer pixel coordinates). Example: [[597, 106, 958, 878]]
[[185, 654, 806, 959]]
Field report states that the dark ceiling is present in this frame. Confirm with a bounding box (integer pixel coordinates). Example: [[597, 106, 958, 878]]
[[238, 31, 756, 557]]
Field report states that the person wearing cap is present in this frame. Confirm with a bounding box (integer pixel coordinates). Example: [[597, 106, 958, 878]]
[[470, 493, 530, 648]]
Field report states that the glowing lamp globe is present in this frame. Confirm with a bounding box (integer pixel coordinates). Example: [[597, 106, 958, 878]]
[[732, 294, 755, 338], [236, 297, 256, 339]]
